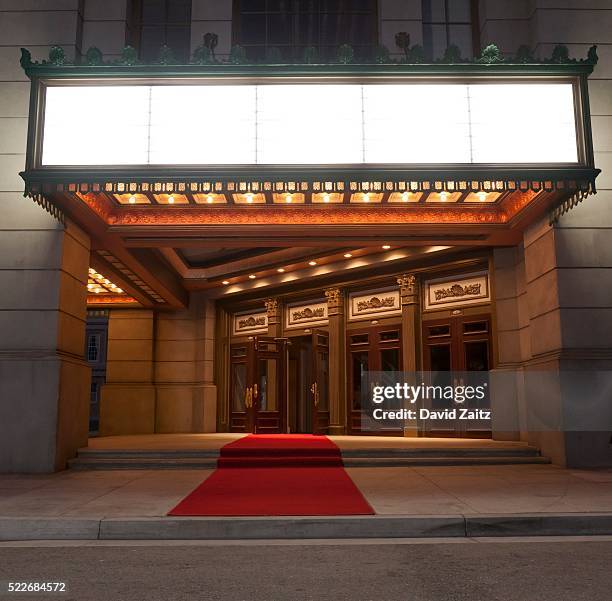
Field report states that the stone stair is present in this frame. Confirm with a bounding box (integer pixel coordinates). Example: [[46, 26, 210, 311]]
[[68, 445, 549, 470]]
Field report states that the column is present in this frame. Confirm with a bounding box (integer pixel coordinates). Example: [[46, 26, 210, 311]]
[[325, 287, 346, 435], [397, 274, 419, 372], [0, 219, 91, 473], [99, 309, 155, 436], [0, 2, 89, 473], [397, 274, 419, 437], [154, 292, 217, 433]]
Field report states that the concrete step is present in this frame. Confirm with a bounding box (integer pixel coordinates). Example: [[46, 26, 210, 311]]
[[342, 455, 551, 467], [68, 446, 549, 469], [67, 457, 218, 470]]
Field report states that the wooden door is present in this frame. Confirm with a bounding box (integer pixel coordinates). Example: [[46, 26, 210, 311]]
[[310, 329, 330, 434], [229, 337, 288, 433], [229, 343, 249, 432], [347, 325, 402, 435], [422, 314, 492, 437]]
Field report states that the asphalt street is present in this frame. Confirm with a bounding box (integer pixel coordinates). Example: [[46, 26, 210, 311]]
[[0, 538, 611, 601]]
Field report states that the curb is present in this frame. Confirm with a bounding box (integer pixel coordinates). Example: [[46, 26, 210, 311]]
[[1, 513, 612, 541]]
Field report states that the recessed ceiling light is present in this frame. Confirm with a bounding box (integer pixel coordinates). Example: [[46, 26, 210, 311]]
[[277, 268, 285, 273], [323, 193, 330, 203], [246, 193, 254, 204], [382, 245, 391, 250], [222, 280, 229, 285], [249, 274, 256, 279], [207, 195, 214, 204], [402, 192, 409, 202], [168, 195, 175, 204], [363, 193, 370, 202], [308, 260, 317, 266], [285, 194, 292, 203], [344, 253, 353, 258], [129, 195, 136, 204]]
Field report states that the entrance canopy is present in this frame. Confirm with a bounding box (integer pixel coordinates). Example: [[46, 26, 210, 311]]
[[18, 47, 601, 309]]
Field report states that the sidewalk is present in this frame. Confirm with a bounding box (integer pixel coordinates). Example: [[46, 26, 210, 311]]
[[1, 465, 612, 540]]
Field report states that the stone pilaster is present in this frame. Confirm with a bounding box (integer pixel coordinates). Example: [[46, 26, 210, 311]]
[[397, 274, 420, 437], [265, 297, 283, 338], [325, 287, 346, 434]]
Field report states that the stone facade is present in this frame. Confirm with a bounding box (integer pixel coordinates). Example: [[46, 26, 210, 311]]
[[1, 0, 612, 471]]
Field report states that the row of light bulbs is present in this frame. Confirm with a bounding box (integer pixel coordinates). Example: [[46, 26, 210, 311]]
[[87, 268, 124, 294], [128, 191, 488, 204], [221, 245, 392, 286]]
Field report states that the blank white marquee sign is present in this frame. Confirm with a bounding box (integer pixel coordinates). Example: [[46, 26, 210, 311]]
[[41, 82, 579, 166]]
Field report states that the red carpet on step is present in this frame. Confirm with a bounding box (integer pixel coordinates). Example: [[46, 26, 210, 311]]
[[168, 435, 374, 516]]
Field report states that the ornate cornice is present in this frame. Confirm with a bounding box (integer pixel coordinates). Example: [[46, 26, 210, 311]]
[[18, 43, 598, 79]]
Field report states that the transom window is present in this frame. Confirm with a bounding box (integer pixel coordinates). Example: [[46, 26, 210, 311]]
[[234, 0, 378, 62], [422, 0, 478, 60], [129, 0, 192, 63]]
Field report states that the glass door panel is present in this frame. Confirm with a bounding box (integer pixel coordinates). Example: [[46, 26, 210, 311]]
[[351, 351, 369, 411], [232, 363, 247, 412]]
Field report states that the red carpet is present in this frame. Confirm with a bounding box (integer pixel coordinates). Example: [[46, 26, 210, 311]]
[[168, 435, 374, 516]]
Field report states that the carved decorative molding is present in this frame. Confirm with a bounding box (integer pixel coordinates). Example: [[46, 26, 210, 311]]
[[434, 283, 481, 301], [357, 296, 395, 312], [397, 274, 417, 298], [349, 287, 401, 321], [233, 311, 268, 336], [325, 288, 344, 317], [264, 298, 280, 324], [293, 307, 325, 320], [424, 271, 490, 310], [286, 300, 328, 329]]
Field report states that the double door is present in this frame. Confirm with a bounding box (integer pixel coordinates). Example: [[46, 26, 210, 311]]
[[347, 325, 402, 434], [422, 314, 492, 437], [230, 332, 329, 434]]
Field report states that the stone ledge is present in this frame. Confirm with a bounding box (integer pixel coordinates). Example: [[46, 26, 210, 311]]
[[2, 514, 612, 541]]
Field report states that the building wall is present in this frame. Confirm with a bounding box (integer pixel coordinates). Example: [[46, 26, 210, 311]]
[[1, 0, 612, 469], [99, 294, 217, 436], [486, 0, 612, 467], [0, 1, 95, 473]]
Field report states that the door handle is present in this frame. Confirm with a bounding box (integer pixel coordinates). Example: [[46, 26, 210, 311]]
[[311, 382, 319, 407], [244, 386, 252, 409], [253, 383, 258, 400]]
